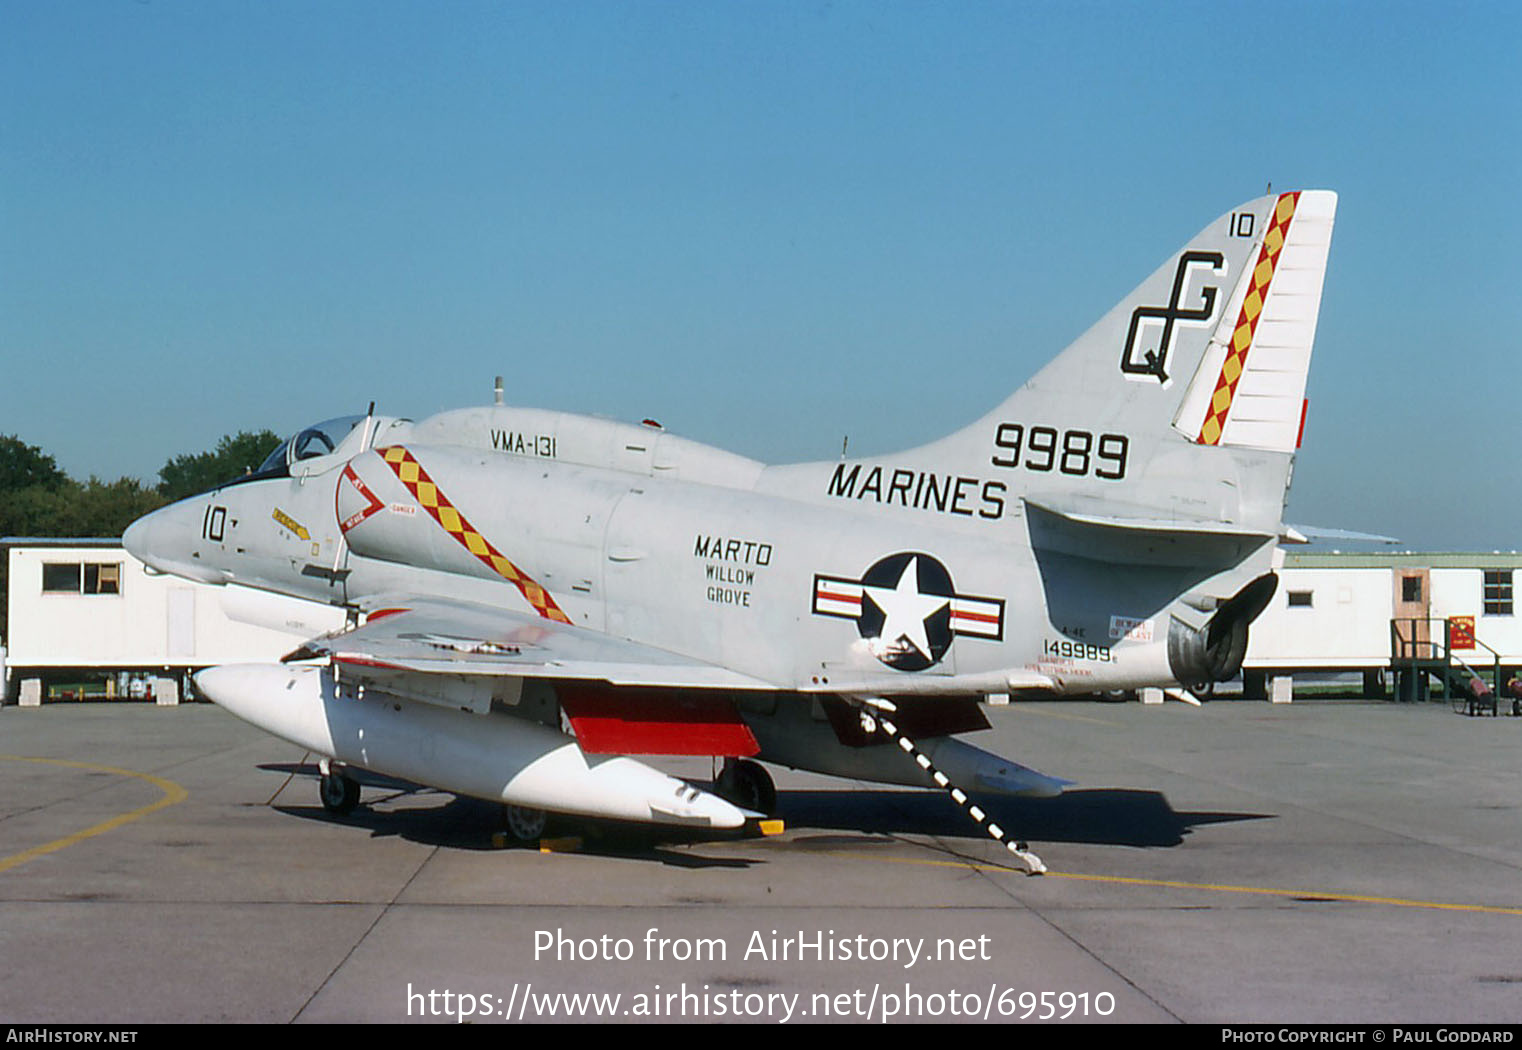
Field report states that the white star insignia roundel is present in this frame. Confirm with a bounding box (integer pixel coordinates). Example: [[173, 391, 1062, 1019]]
[[861, 556, 950, 665], [811, 552, 1005, 671]]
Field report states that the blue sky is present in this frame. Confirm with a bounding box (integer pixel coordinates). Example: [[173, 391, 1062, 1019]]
[[2, 2, 1518, 549]]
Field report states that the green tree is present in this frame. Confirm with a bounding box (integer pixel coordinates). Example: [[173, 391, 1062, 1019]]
[[157, 429, 282, 502], [45, 478, 167, 538], [0, 435, 68, 493]]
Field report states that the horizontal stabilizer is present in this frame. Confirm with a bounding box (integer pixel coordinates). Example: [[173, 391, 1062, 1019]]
[[1287, 524, 1402, 545], [1024, 499, 1274, 568]]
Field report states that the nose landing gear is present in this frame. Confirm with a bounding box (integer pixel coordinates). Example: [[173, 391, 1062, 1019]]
[[319, 769, 361, 815]]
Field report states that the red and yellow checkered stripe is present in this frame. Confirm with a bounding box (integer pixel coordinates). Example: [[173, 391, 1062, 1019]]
[[377, 446, 573, 624], [1196, 191, 1300, 446]]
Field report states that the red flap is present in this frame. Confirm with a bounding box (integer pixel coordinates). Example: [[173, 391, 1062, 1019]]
[[560, 687, 759, 757]]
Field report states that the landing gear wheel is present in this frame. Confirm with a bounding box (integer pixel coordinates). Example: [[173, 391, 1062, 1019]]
[[503, 805, 548, 843], [717, 758, 776, 814], [1188, 681, 1214, 702], [319, 772, 360, 815]]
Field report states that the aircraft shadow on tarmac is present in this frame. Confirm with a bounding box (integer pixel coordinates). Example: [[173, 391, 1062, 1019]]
[[258, 762, 1269, 859], [777, 788, 1269, 848]]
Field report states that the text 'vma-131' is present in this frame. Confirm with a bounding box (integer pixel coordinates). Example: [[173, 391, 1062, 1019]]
[[125, 191, 1337, 873]]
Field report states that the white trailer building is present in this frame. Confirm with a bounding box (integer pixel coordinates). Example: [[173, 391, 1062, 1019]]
[[3, 538, 345, 705], [1244, 551, 1520, 700]]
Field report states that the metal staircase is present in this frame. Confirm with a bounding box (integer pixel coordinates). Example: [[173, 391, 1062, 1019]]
[[1390, 617, 1506, 712]]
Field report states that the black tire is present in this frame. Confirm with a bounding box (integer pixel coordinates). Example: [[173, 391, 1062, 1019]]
[[502, 804, 548, 842], [717, 758, 776, 815], [319, 772, 360, 814]]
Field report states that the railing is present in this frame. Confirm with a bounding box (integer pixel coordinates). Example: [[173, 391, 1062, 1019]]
[[1389, 617, 1505, 702]]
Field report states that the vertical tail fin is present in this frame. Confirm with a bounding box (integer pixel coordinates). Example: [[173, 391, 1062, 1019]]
[[872, 191, 1336, 528], [768, 191, 1338, 541]]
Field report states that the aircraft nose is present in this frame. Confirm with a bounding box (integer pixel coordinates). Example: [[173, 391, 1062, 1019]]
[[122, 500, 224, 583], [121, 511, 156, 566]]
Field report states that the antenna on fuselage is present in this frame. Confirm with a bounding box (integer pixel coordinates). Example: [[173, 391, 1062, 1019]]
[[359, 400, 377, 452], [840, 435, 849, 460], [493, 376, 504, 406]]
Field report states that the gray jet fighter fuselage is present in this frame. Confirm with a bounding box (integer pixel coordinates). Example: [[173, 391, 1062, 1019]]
[[125, 191, 1337, 871]]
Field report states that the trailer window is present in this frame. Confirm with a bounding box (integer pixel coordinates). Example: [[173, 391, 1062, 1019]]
[[1484, 571, 1513, 616], [40, 562, 121, 595], [41, 563, 81, 593]]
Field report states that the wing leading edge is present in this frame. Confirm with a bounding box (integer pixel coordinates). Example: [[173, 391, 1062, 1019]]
[[286, 595, 776, 690]]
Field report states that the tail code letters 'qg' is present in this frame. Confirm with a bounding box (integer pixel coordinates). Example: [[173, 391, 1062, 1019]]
[[1119, 250, 1224, 384]]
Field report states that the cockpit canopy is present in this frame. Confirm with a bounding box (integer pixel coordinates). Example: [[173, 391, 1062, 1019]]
[[197, 414, 414, 497], [255, 415, 366, 477]]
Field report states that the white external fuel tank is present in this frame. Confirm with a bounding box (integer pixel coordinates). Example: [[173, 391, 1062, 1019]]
[[195, 663, 746, 828]]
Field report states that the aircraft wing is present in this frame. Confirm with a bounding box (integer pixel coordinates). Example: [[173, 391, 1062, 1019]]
[[284, 596, 775, 757], [285, 595, 776, 690]]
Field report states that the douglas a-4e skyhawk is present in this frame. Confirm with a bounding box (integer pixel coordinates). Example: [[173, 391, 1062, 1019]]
[[125, 191, 1336, 873]]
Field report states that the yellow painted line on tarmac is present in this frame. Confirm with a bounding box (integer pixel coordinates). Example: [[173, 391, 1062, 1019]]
[[827, 850, 1522, 917], [1043, 870, 1522, 917], [0, 756, 189, 875]]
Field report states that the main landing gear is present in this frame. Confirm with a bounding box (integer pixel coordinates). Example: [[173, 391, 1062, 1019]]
[[716, 757, 776, 815], [315, 760, 552, 845], [501, 804, 549, 843], [319, 768, 361, 815]]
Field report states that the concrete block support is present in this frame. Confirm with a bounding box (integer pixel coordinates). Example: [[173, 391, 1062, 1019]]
[[152, 676, 179, 707]]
